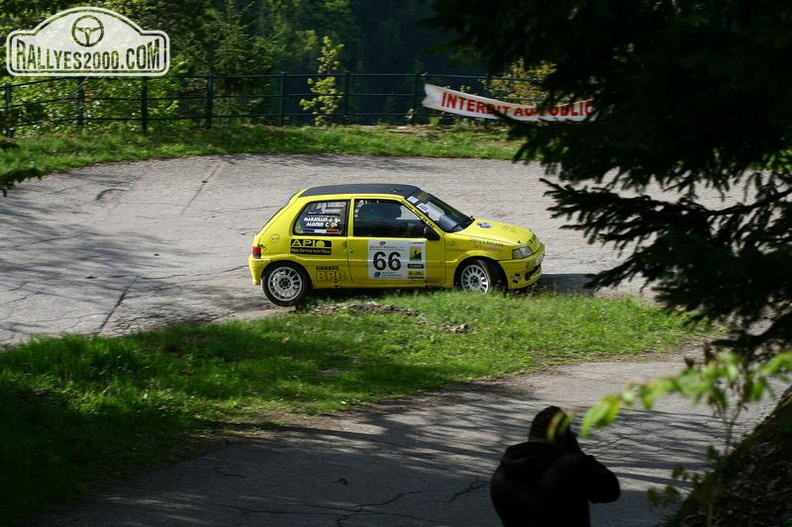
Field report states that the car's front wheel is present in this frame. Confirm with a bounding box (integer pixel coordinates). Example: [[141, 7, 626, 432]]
[[457, 259, 502, 293], [263, 262, 311, 306]]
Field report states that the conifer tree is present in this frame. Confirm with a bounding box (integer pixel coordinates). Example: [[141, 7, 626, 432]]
[[431, 0, 792, 360]]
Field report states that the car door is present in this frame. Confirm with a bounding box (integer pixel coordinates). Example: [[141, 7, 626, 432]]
[[289, 199, 352, 287], [347, 198, 445, 287]]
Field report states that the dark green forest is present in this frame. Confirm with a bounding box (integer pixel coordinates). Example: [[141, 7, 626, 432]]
[[0, 0, 481, 75], [0, 1, 493, 129]]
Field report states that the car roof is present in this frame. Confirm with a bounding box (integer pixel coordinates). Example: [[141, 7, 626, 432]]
[[299, 184, 421, 198]]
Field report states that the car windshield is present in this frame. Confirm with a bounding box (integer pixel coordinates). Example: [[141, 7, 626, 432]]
[[406, 190, 474, 233]]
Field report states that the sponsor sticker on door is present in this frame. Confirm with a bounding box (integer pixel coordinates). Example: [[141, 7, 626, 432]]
[[368, 240, 425, 279]]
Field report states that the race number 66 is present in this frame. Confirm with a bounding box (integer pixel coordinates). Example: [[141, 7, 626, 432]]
[[373, 251, 402, 271]]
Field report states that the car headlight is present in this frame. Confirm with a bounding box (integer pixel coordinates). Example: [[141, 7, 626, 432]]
[[512, 246, 534, 259]]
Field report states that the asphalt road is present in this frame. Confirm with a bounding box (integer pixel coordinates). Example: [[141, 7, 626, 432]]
[[1, 155, 779, 526], [1, 154, 651, 348], [35, 358, 778, 527]]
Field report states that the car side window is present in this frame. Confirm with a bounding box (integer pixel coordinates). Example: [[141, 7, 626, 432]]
[[293, 200, 348, 235], [354, 199, 424, 238]]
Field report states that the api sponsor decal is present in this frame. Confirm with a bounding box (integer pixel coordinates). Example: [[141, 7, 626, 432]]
[[291, 239, 332, 255]]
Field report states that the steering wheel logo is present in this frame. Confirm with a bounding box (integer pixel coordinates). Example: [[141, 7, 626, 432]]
[[71, 15, 104, 47]]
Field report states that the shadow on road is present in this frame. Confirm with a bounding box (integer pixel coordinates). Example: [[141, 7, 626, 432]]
[[535, 273, 595, 294], [37, 363, 725, 527]]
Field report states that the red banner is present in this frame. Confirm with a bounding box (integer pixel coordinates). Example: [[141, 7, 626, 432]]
[[421, 83, 593, 122]]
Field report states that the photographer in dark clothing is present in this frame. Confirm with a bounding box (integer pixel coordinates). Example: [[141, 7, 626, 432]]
[[490, 406, 620, 527]]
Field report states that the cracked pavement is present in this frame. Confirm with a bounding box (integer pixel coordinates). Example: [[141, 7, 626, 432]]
[[2, 155, 777, 526]]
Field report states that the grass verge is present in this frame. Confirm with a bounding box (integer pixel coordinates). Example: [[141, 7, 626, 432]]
[[0, 290, 711, 526], [0, 125, 519, 194]]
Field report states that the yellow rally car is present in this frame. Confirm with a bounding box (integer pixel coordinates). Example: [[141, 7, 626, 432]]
[[248, 184, 545, 306]]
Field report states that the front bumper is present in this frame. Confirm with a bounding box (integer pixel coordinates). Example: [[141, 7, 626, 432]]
[[499, 244, 545, 289]]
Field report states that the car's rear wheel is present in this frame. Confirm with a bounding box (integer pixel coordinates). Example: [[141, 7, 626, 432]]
[[263, 262, 311, 306], [457, 259, 502, 293]]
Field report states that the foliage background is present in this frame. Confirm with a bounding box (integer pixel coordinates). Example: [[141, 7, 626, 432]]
[[0, 1, 491, 132], [0, 0, 481, 78]]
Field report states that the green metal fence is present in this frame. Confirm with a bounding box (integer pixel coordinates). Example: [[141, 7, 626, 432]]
[[0, 72, 537, 135]]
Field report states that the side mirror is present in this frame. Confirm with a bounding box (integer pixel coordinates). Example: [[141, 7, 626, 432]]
[[423, 225, 441, 241]]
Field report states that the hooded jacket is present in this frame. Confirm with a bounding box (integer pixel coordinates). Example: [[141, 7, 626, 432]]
[[490, 441, 620, 527]]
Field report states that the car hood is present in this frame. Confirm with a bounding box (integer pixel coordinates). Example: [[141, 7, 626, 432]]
[[464, 218, 538, 246]]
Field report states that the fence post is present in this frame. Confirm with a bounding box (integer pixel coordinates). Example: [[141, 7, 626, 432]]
[[141, 77, 149, 133], [277, 71, 285, 126], [343, 70, 350, 122], [205, 73, 214, 129], [410, 72, 423, 125], [4, 81, 11, 137], [76, 78, 85, 129]]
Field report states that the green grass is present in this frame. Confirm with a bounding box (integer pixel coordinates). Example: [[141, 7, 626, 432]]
[[0, 291, 711, 525], [0, 125, 519, 193]]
